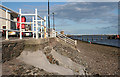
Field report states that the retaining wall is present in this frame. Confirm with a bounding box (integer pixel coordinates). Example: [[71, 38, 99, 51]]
[[2, 38, 57, 63], [2, 40, 25, 63], [2, 37, 76, 63]]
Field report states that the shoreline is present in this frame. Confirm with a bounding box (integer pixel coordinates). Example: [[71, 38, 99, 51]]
[[72, 38, 120, 48]]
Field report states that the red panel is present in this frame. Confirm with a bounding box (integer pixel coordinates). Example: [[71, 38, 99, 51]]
[[21, 17, 26, 29], [17, 16, 26, 29], [17, 17, 20, 29]]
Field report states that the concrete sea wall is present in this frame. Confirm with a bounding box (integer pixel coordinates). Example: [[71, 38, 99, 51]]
[[2, 40, 24, 63], [2, 38, 56, 63], [2, 37, 86, 75]]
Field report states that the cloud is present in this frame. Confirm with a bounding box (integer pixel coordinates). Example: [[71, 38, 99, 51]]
[[51, 2, 118, 34], [97, 25, 118, 29], [21, 4, 48, 17], [52, 2, 118, 25]]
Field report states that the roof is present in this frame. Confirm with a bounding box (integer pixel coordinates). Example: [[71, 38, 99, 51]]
[[0, 4, 19, 17]]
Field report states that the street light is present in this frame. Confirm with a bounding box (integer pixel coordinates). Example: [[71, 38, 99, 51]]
[[52, 12, 55, 30], [48, 0, 50, 37]]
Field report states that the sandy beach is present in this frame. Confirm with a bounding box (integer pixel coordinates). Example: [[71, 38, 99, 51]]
[[76, 40, 120, 75], [2, 38, 120, 76]]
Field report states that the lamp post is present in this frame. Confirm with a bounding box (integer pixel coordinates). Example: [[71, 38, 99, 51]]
[[48, 0, 50, 37], [52, 12, 55, 30]]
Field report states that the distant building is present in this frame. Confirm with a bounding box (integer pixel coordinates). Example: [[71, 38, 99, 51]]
[[49, 29, 56, 37], [60, 31, 64, 34]]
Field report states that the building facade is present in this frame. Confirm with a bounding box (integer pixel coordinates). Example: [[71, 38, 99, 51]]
[[0, 8, 18, 30], [0, 8, 11, 30]]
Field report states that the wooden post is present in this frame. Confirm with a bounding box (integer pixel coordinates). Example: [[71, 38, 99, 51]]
[[101, 35, 102, 40], [96, 35, 98, 40], [92, 35, 93, 41], [87, 35, 88, 41], [82, 35, 83, 41], [75, 40, 77, 46]]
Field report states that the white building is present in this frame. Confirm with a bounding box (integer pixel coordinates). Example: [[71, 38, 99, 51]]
[[0, 8, 11, 30], [0, 5, 19, 30]]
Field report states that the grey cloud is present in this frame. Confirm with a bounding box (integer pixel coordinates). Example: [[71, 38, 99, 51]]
[[97, 25, 118, 29], [52, 2, 118, 24], [65, 29, 114, 34]]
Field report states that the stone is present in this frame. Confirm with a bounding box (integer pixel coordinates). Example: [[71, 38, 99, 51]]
[[56, 61, 59, 65]]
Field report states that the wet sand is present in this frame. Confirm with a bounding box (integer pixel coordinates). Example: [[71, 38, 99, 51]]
[[77, 40, 120, 75]]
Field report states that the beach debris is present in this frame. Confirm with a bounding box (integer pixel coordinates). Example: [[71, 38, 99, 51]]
[[3, 59, 56, 75], [88, 41, 91, 44], [44, 46, 59, 65]]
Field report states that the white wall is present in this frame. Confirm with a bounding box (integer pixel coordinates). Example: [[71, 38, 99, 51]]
[[0, 8, 11, 30]]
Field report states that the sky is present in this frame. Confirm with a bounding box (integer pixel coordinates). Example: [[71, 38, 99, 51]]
[[1, 0, 119, 2], [0, 1, 119, 35]]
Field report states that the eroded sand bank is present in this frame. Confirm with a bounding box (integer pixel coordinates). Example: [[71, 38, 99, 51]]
[[17, 48, 85, 75]]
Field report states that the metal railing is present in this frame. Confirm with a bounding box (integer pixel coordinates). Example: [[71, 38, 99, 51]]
[[57, 33, 77, 46], [0, 5, 47, 40]]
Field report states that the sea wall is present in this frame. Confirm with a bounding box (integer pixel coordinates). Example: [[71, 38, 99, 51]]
[[2, 37, 57, 63], [2, 37, 83, 75], [2, 40, 25, 63]]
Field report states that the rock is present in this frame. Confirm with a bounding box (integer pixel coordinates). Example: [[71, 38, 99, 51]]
[[26, 70, 31, 74], [44, 46, 52, 52], [56, 60, 59, 65], [40, 69, 44, 71]]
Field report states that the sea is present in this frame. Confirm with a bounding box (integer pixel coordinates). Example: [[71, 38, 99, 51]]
[[70, 35, 120, 48]]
